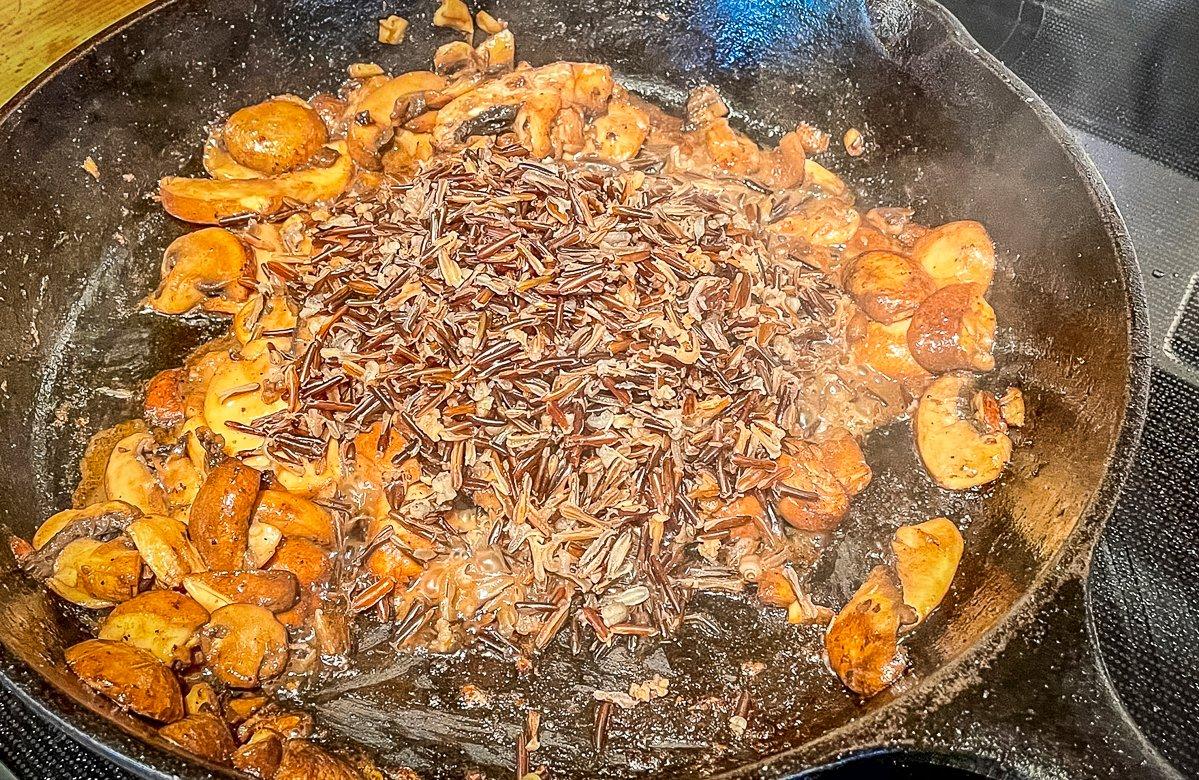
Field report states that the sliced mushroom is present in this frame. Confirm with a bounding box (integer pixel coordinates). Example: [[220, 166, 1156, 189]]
[[159, 141, 352, 224], [47, 539, 116, 608], [843, 250, 936, 324], [246, 521, 283, 569], [475, 29, 515, 74], [769, 198, 861, 248], [346, 71, 446, 169], [203, 351, 287, 455], [892, 517, 964, 624], [684, 84, 728, 128], [65, 639, 184, 722], [432, 62, 614, 150], [252, 490, 335, 545], [203, 134, 266, 180], [223, 98, 329, 175], [907, 283, 996, 372], [159, 713, 237, 763], [847, 313, 930, 382], [432, 41, 478, 79], [585, 97, 650, 162], [184, 681, 220, 716], [31, 499, 140, 554], [189, 458, 262, 570], [815, 427, 872, 496], [99, 590, 208, 665], [843, 224, 904, 259], [824, 565, 912, 697], [143, 367, 188, 432], [75, 537, 142, 604], [269, 537, 333, 629], [999, 386, 1025, 427], [25, 501, 142, 583], [802, 159, 849, 198], [225, 694, 269, 724], [127, 514, 205, 587], [104, 432, 169, 516], [755, 569, 796, 608], [911, 220, 995, 290], [275, 739, 361, 780], [380, 129, 435, 179], [199, 604, 289, 688], [915, 372, 1013, 490], [156, 450, 203, 518], [147, 228, 250, 315], [239, 707, 315, 742], [774, 444, 849, 532], [433, 0, 473, 35], [183, 570, 300, 614], [233, 729, 284, 778]]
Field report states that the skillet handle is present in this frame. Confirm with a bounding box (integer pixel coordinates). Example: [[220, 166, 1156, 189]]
[[881, 576, 1179, 780]]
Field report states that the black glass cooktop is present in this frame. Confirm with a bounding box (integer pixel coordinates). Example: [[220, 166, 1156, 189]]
[[3, 1, 1198, 777]]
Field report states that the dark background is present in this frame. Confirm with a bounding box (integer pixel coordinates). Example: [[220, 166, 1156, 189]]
[[1, 0, 1197, 777]]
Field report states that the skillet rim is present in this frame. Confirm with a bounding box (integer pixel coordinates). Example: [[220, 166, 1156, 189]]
[[0, 0, 1152, 777]]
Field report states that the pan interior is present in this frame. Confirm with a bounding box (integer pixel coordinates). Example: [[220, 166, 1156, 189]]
[[0, 0, 1135, 777]]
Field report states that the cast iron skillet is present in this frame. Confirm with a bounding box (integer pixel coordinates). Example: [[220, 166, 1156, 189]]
[[0, 0, 1167, 777]]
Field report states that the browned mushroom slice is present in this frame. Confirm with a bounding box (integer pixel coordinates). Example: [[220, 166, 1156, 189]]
[[585, 97, 651, 162], [182, 570, 300, 614], [99, 590, 209, 665], [143, 367, 188, 432], [233, 729, 284, 778], [159, 713, 237, 763], [907, 283, 997, 372], [475, 29, 515, 74], [24, 501, 142, 583], [223, 98, 329, 175], [842, 250, 936, 324], [147, 228, 250, 315], [189, 458, 262, 570], [432, 62, 614, 149], [252, 490, 336, 545], [65, 639, 184, 722], [126, 514, 205, 588], [104, 432, 170, 516], [847, 313, 930, 383], [275, 739, 362, 780], [46, 539, 117, 608], [159, 141, 352, 224], [76, 535, 146, 604], [911, 219, 995, 290], [345, 71, 446, 169], [815, 427, 872, 496], [268, 537, 333, 629], [892, 517, 964, 623], [915, 372, 1013, 490], [239, 707, 315, 742], [199, 604, 289, 689], [999, 386, 1026, 427], [774, 445, 849, 532], [184, 681, 220, 716], [824, 566, 912, 697], [246, 521, 284, 569]]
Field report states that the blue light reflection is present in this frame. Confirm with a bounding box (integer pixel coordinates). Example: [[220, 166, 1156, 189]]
[[695, 0, 859, 69]]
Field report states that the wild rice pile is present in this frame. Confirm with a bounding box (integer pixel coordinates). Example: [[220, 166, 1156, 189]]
[[244, 141, 849, 652]]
